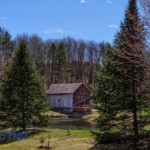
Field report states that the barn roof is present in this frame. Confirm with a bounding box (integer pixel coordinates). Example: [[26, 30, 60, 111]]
[[46, 83, 83, 94]]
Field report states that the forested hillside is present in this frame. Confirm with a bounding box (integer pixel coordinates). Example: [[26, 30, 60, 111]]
[[0, 28, 109, 89]]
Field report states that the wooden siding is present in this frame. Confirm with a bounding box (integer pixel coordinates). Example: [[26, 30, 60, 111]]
[[47, 94, 73, 108], [73, 84, 91, 105], [46, 83, 91, 113], [73, 100, 91, 113]]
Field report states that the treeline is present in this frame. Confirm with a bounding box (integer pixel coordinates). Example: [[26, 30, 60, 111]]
[[0, 28, 109, 89]]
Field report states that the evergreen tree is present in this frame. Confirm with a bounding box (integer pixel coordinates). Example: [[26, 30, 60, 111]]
[[92, 46, 131, 143], [53, 42, 66, 83], [114, 0, 146, 140], [0, 27, 14, 65], [93, 0, 148, 145], [0, 40, 50, 130]]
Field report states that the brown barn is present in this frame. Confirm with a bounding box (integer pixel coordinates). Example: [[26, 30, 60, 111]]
[[46, 83, 92, 113]]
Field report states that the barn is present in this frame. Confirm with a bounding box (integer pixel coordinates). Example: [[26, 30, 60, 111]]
[[46, 83, 92, 113]]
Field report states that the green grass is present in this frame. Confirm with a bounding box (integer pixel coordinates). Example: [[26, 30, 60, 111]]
[[82, 111, 99, 123], [141, 108, 150, 117], [144, 124, 150, 131], [0, 129, 95, 150], [0, 109, 149, 150]]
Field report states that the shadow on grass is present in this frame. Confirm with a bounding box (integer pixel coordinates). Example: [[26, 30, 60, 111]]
[[0, 128, 46, 145], [89, 131, 150, 150], [89, 143, 127, 150], [27, 128, 47, 137], [89, 142, 150, 150]]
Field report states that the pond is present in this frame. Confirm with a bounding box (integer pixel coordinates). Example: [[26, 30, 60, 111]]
[[50, 118, 95, 130]]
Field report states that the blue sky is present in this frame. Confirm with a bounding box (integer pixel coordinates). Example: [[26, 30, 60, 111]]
[[0, 0, 129, 43]]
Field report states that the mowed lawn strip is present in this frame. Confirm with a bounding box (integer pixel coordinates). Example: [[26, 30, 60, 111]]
[[0, 129, 94, 150]]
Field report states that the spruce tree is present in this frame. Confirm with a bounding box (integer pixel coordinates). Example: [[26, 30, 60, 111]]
[[93, 0, 148, 145], [0, 40, 50, 130], [114, 0, 146, 140], [92, 45, 131, 143], [53, 42, 66, 83]]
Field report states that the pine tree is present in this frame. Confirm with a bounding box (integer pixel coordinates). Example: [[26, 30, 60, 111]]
[[0, 40, 50, 130], [0, 27, 14, 69], [92, 45, 131, 143], [114, 0, 146, 141], [53, 42, 66, 83], [140, 0, 150, 38], [93, 0, 148, 145]]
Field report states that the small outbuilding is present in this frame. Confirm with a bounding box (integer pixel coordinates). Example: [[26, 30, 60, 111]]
[[46, 83, 92, 113]]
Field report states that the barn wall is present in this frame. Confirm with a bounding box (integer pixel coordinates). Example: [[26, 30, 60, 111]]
[[73, 99, 91, 113], [73, 84, 91, 105], [47, 94, 73, 108]]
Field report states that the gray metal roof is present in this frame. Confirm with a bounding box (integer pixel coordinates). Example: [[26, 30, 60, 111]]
[[46, 83, 83, 94]]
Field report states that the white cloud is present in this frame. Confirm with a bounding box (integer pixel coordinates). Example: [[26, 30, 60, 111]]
[[80, 0, 87, 4], [106, 0, 112, 4], [106, 24, 118, 28], [42, 28, 82, 36], [42, 28, 65, 34], [80, 0, 94, 4], [108, 25, 118, 28], [1, 16, 7, 20]]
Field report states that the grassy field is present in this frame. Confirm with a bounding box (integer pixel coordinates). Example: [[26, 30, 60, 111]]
[[0, 109, 149, 150], [0, 129, 95, 150], [0, 111, 98, 150]]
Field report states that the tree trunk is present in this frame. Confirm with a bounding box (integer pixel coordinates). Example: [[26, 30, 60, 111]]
[[22, 102, 26, 130], [132, 79, 139, 143]]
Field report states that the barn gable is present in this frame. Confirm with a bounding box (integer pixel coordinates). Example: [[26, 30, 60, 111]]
[[73, 84, 91, 104]]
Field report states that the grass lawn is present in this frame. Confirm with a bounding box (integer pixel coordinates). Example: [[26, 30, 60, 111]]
[[0, 109, 149, 150], [0, 110, 98, 150], [0, 129, 95, 150]]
